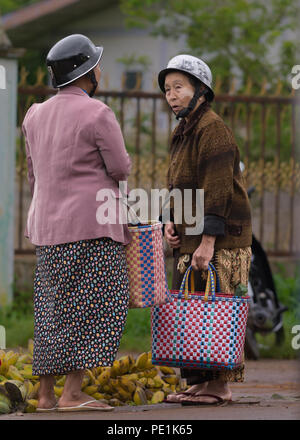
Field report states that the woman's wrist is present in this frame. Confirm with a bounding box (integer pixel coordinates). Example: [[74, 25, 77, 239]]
[[201, 234, 216, 246]]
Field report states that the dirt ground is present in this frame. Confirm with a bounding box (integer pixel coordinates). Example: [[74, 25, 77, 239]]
[[1, 359, 299, 422]]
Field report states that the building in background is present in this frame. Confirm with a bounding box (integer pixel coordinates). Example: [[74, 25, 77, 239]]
[[2, 0, 187, 91]]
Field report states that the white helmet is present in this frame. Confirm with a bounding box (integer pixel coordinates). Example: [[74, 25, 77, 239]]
[[158, 54, 214, 102]]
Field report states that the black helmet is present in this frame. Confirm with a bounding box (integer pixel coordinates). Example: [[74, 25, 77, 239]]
[[46, 34, 103, 88]]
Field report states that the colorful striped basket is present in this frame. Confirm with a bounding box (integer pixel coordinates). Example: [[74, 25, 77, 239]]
[[125, 221, 171, 308], [151, 263, 250, 370]]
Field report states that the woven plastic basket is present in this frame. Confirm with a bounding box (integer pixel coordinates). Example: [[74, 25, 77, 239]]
[[125, 221, 171, 308], [151, 263, 250, 370]]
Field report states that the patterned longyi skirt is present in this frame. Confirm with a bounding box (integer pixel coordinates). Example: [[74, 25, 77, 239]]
[[32, 237, 129, 376]]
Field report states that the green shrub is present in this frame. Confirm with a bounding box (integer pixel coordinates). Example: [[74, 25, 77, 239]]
[[257, 263, 300, 359], [273, 263, 300, 312], [0, 285, 34, 348]]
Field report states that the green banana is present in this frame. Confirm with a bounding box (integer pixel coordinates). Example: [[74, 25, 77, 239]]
[[133, 387, 147, 405], [0, 401, 10, 414], [151, 390, 165, 404]]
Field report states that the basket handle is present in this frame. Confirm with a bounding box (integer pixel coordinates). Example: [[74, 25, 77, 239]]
[[184, 269, 195, 300], [178, 263, 220, 301], [119, 196, 143, 225], [178, 266, 192, 300], [204, 263, 220, 301]]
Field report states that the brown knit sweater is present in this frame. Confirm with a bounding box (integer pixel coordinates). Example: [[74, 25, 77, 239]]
[[166, 102, 252, 253]]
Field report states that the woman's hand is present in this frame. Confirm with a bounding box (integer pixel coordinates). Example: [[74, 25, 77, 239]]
[[191, 234, 216, 271], [164, 221, 181, 249]]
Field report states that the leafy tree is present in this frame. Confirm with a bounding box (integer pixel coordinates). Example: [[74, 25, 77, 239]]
[[120, 0, 298, 91], [0, 0, 39, 15], [0, 1, 47, 84]]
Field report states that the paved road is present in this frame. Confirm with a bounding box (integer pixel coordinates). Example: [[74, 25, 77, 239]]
[[1, 359, 299, 421]]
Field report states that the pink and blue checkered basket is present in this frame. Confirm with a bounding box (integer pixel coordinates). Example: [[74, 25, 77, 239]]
[[125, 221, 171, 308], [151, 263, 250, 370]]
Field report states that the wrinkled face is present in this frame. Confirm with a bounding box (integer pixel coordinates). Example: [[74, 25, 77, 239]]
[[164, 71, 196, 115]]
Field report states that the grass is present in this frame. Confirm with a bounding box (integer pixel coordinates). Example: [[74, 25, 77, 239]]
[[0, 298, 152, 353], [119, 264, 172, 353], [119, 308, 151, 353], [0, 312, 34, 349], [257, 311, 299, 359], [0, 286, 34, 348]]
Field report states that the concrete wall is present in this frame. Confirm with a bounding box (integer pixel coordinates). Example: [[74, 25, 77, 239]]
[[0, 57, 18, 305]]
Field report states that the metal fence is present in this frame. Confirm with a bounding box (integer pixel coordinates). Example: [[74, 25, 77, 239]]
[[15, 84, 300, 257]]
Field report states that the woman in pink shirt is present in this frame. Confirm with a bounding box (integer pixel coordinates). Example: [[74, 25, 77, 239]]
[[22, 34, 132, 412]]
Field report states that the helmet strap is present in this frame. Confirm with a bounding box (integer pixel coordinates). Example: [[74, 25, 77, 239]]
[[86, 70, 98, 97], [175, 87, 208, 120]]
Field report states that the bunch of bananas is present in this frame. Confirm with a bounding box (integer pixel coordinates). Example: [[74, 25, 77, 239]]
[[0, 341, 38, 414], [0, 340, 186, 413]]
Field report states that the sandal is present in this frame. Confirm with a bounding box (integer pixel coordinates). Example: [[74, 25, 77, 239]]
[[181, 393, 232, 406], [57, 399, 114, 412], [164, 384, 208, 404], [164, 391, 194, 404], [36, 404, 58, 412]]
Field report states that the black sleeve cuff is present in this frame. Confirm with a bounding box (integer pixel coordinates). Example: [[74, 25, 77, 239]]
[[203, 215, 226, 236]]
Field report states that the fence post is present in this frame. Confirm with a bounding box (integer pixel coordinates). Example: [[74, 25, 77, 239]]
[[0, 15, 24, 306]]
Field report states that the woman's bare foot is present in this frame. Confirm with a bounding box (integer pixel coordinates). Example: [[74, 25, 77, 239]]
[[166, 382, 208, 403], [181, 380, 232, 404], [37, 396, 57, 409], [38, 375, 56, 409], [58, 370, 113, 410]]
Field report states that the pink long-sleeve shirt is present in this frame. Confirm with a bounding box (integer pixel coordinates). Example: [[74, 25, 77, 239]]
[[22, 85, 132, 246]]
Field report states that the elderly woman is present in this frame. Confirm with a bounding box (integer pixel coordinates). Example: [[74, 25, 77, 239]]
[[158, 55, 252, 405], [22, 34, 131, 412]]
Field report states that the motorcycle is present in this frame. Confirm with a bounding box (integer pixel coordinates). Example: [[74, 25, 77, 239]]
[[244, 185, 288, 359]]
